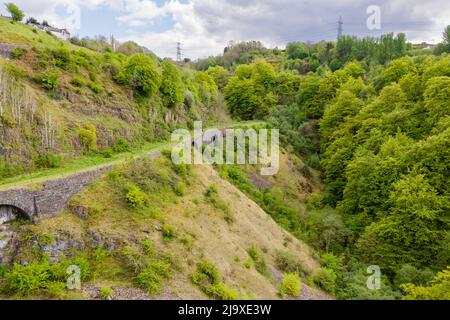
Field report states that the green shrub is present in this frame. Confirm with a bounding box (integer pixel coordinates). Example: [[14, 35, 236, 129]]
[[5, 62, 27, 79], [34, 152, 62, 169], [115, 53, 161, 97], [4, 262, 51, 296], [248, 244, 268, 276], [100, 147, 113, 158], [173, 182, 186, 196], [275, 251, 304, 275], [2, 260, 69, 298], [312, 268, 337, 294], [191, 260, 238, 300], [305, 153, 321, 169], [120, 245, 148, 274], [5, 3, 24, 22], [10, 48, 26, 59], [394, 264, 435, 288], [401, 267, 450, 300], [204, 282, 238, 300], [204, 184, 234, 223], [160, 59, 184, 107], [172, 163, 192, 178], [70, 77, 85, 87], [112, 137, 131, 153], [124, 182, 148, 208], [52, 47, 72, 69], [136, 260, 172, 296], [321, 253, 343, 274], [191, 260, 221, 286], [162, 225, 177, 241], [99, 287, 113, 299], [184, 90, 195, 107], [34, 72, 59, 90], [88, 81, 103, 94], [280, 273, 302, 297], [141, 240, 156, 256], [0, 158, 25, 179], [78, 124, 97, 151]]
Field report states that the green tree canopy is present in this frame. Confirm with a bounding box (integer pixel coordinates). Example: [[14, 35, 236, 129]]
[[116, 53, 161, 97], [160, 59, 184, 108], [5, 3, 24, 22]]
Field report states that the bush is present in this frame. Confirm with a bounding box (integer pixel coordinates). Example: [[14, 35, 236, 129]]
[[70, 77, 85, 87], [5, 3, 24, 22], [191, 260, 238, 300], [312, 268, 337, 294], [115, 53, 161, 97], [160, 59, 184, 108], [306, 153, 321, 169], [394, 264, 435, 288], [275, 251, 304, 275], [0, 158, 24, 179], [34, 72, 59, 90], [402, 267, 450, 300], [99, 287, 113, 299], [78, 125, 97, 151], [204, 282, 238, 300], [34, 152, 62, 169], [88, 81, 103, 94], [191, 260, 221, 286], [2, 260, 69, 297], [248, 244, 268, 276], [173, 182, 186, 196], [10, 48, 26, 59], [5, 62, 27, 79], [52, 47, 72, 69], [124, 182, 148, 208], [112, 137, 131, 153], [27, 17, 38, 24], [162, 225, 177, 241], [4, 262, 51, 296], [136, 260, 172, 296], [172, 163, 192, 178], [184, 90, 195, 107], [204, 184, 234, 224], [100, 147, 113, 158], [280, 273, 302, 297]]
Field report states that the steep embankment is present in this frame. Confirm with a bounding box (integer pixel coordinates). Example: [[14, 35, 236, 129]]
[[0, 154, 328, 300], [0, 16, 227, 181]]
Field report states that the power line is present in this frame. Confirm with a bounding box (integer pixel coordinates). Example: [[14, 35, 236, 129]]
[[176, 41, 182, 62], [337, 16, 343, 40]]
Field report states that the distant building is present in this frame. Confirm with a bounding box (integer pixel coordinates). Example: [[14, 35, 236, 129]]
[[413, 42, 437, 50], [26, 22, 71, 41]]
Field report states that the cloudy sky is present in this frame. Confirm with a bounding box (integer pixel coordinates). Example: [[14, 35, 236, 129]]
[[1, 0, 449, 59]]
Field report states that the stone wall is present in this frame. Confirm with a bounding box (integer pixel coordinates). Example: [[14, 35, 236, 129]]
[[0, 165, 112, 221], [0, 44, 29, 60]]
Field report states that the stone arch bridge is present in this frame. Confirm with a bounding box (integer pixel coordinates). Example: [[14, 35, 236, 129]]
[[0, 166, 111, 222]]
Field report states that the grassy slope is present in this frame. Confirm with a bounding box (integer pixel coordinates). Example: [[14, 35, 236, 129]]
[[16, 155, 328, 300], [0, 17, 80, 49]]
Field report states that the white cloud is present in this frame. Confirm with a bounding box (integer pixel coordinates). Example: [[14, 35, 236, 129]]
[[1, 0, 449, 59]]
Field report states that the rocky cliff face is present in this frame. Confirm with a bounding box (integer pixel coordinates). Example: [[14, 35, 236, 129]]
[[0, 205, 19, 264]]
